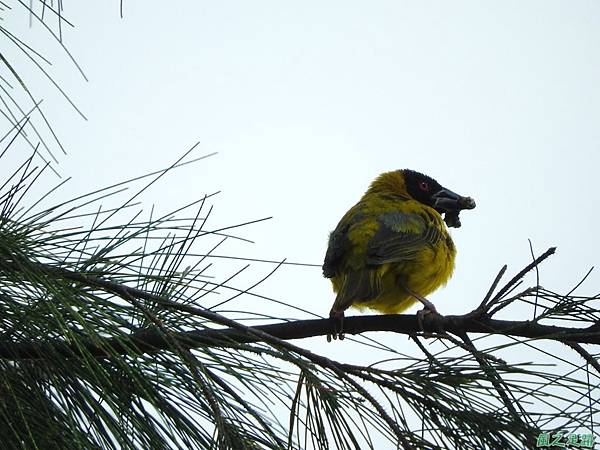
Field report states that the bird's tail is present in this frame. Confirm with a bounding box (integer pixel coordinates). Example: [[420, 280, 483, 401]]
[[330, 268, 382, 314]]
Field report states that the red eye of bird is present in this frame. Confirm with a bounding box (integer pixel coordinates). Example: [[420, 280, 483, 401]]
[[419, 181, 429, 191]]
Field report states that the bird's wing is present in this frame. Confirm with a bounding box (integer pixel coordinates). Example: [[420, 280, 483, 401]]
[[325, 209, 444, 312], [366, 211, 444, 265], [322, 209, 362, 279]]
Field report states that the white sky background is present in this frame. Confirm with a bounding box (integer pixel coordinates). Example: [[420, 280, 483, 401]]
[[4, 0, 600, 446]]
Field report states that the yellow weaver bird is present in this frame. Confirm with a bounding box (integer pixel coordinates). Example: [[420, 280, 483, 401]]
[[323, 169, 475, 340]]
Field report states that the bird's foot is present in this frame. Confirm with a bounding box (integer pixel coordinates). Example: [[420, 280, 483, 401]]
[[327, 309, 345, 341], [416, 305, 438, 332], [401, 284, 443, 333]]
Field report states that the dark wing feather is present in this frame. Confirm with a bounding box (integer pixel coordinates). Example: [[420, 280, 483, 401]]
[[322, 223, 350, 278], [367, 211, 444, 265], [323, 209, 366, 278]]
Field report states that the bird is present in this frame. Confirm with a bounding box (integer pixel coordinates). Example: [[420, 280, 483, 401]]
[[322, 169, 475, 340]]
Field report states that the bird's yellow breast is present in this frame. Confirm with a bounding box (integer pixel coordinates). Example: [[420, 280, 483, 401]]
[[358, 240, 455, 314]]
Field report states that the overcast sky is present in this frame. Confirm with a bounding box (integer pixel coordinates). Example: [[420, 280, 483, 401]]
[[5, 1, 600, 446]]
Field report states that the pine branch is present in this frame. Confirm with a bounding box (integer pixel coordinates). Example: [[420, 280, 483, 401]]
[[1, 246, 598, 363], [3, 309, 600, 361]]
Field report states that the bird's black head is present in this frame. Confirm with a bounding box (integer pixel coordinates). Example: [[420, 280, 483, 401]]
[[403, 170, 443, 208], [402, 169, 476, 228]]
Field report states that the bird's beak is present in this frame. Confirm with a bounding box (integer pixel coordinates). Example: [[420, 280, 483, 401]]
[[432, 188, 476, 212], [432, 188, 476, 228]]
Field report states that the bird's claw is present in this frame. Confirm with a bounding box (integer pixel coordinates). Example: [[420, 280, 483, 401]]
[[401, 283, 441, 334], [328, 309, 345, 341], [417, 306, 437, 333]]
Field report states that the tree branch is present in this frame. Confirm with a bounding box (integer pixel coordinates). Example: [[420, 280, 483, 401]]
[[1, 311, 599, 361]]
